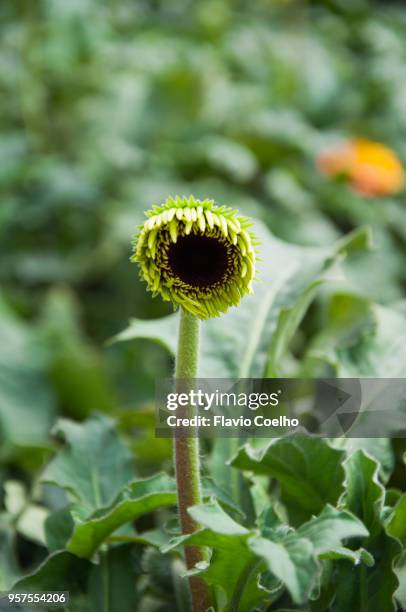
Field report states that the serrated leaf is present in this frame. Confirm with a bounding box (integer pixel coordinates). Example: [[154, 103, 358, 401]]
[[178, 528, 264, 612], [341, 450, 384, 538], [67, 473, 177, 558], [341, 438, 394, 483], [39, 416, 174, 560], [249, 504, 370, 605], [41, 415, 134, 516], [231, 437, 346, 524], [319, 547, 374, 566], [387, 494, 406, 547], [163, 500, 266, 611], [333, 449, 401, 612], [296, 504, 369, 554], [331, 532, 400, 612], [165, 498, 372, 610], [248, 534, 317, 605]]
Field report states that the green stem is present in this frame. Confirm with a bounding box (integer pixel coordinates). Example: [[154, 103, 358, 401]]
[[174, 308, 211, 611]]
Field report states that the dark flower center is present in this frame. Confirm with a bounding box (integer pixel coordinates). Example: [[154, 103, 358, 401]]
[[167, 234, 229, 288]]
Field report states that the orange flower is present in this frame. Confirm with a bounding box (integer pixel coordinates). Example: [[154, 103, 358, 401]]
[[317, 138, 404, 197]]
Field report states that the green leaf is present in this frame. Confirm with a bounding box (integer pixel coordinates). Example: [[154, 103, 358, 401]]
[[307, 294, 406, 377], [348, 302, 406, 376], [249, 504, 370, 605], [296, 504, 369, 554], [67, 473, 177, 558], [0, 520, 19, 590], [4, 481, 48, 546], [13, 551, 90, 593], [395, 559, 406, 610], [387, 494, 406, 547], [319, 547, 374, 566], [40, 416, 173, 560], [40, 288, 117, 419], [188, 499, 248, 536], [248, 534, 317, 605], [342, 227, 405, 304], [166, 499, 372, 610], [0, 299, 55, 463], [341, 450, 384, 538], [331, 533, 400, 612], [184, 531, 263, 611], [41, 415, 134, 516], [209, 437, 256, 528], [172, 557, 193, 612], [108, 528, 172, 549], [114, 224, 370, 378], [340, 438, 394, 483], [88, 545, 141, 612], [264, 220, 369, 379], [141, 547, 192, 610], [198, 136, 258, 182], [231, 437, 346, 524], [202, 477, 246, 520], [44, 505, 75, 552], [333, 449, 401, 612], [163, 501, 266, 611], [111, 314, 178, 355]]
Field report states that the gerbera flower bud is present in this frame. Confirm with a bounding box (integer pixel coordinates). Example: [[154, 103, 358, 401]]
[[131, 195, 257, 319], [317, 138, 405, 197]]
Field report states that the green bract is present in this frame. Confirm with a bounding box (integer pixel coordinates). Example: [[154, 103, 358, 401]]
[[131, 196, 257, 319]]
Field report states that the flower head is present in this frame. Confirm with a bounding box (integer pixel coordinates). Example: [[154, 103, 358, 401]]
[[317, 138, 404, 197], [131, 196, 257, 319]]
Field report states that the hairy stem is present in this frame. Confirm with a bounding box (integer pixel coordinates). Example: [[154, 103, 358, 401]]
[[174, 308, 211, 611]]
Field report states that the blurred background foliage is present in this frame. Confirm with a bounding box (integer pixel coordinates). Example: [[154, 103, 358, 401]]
[[1, 0, 406, 603]]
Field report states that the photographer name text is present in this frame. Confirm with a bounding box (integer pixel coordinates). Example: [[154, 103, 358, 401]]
[[164, 389, 299, 429], [166, 414, 299, 428]]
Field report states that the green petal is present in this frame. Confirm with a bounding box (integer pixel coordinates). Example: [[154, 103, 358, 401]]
[[198, 214, 206, 233], [220, 215, 228, 236], [169, 219, 178, 243], [205, 209, 214, 229]]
